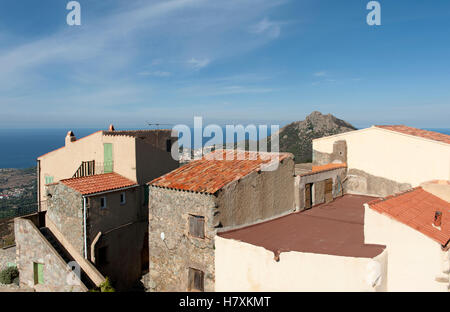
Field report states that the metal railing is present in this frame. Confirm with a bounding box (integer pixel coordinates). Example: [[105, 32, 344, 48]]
[[72, 161, 114, 178]]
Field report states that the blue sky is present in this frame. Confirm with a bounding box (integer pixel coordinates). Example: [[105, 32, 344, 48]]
[[0, 0, 449, 129]]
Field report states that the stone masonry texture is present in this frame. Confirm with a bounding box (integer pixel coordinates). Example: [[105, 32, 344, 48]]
[[46, 183, 84, 256], [14, 217, 86, 292]]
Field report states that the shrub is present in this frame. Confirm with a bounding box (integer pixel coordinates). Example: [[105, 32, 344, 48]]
[[100, 277, 115, 292], [0, 266, 19, 285], [89, 277, 115, 292]]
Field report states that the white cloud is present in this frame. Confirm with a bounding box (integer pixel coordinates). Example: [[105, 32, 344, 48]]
[[314, 71, 327, 77], [250, 18, 281, 39], [187, 58, 211, 69], [139, 71, 172, 77]]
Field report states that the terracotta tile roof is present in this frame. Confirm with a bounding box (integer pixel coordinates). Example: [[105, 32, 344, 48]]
[[368, 187, 450, 246], [300, 163, 347, 177], [375, 125, 450, 145], [149, 150, 293, 194], [60, 173, 138, 196]]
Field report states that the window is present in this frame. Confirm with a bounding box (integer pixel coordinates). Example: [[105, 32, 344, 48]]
[[45, 176, 54, 185], [189, 215, 205, 239], [120, 192, 126, 205], [33, 263, 44, 285], [166, 139, 172, 152], [100, 197, 107, 209], [188, 268, 204, 292], [97, 246, 108, 265]]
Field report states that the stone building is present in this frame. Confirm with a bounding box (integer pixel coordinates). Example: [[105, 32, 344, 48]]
[[295, 163, 347, 211], [147, 150, 295, 291], [15, 126, 179, 291]]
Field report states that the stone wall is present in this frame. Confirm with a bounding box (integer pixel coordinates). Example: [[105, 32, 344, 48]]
[[297, 168, 347, 210], [14, 217, 86, 292], [345, 168, 411, 197], [0, 246, 16, 271], [216, 157, 296, 229], [148, 187, 216, 292], [313, 140, 347, 166], [46, 184, 84, 256]]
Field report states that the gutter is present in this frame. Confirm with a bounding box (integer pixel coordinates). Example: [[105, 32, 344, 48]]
[[83, 184, 139, 197]]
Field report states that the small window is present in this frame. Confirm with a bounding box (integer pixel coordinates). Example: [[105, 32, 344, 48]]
[[166, 139, 172, 152], [45, 176, 54, 184], [188, 268, 204, 292], [189, 215, 205, 239], [100, 197, 107, 209], [33, 263, 44, 285], [98, 246, 108, 265], [120, 192, 126, 205]]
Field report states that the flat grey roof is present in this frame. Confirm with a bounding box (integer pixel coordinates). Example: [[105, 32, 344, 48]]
[[219, 194, 386, 258]]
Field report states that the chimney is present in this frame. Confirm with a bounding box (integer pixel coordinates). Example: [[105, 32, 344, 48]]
[[434, 211, 442, 227], [108, 124, 115, 131], [65, 131, 76, 146]]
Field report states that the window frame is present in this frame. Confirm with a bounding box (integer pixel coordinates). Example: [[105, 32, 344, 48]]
[[188, 268, 204, 292], [120, 192, 126, 205], [100, 196, 107, 209], [188, 214, 205, 239]]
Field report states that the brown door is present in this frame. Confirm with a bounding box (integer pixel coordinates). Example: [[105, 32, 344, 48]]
[[324, 179, 333, 203], [305, 183, 312, 209]]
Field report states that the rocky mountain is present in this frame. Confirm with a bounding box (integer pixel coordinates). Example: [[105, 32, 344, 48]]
[[269, 111, 356, 163]]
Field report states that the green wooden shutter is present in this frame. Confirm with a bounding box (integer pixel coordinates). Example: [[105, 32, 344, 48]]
[[34, 263, 44, 284], [104, 143, 113, 173], [45, 176, 54, 184]]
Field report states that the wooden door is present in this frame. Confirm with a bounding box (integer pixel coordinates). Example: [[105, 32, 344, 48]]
[[305, 183, 312, 209], [325, 178, 333, 203]]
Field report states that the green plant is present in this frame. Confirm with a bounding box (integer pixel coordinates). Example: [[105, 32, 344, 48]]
[[0, 266, 19, 285], [89, 277, 115, 292], [100, 277, 115, 292]]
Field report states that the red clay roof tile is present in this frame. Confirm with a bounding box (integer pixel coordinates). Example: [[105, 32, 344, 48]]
[[149, 150, 293, 194], [368, 187, 450, 246], [300, 163, 347, 177], [375, 125, 450, 145], [60, 173, 137, 195]]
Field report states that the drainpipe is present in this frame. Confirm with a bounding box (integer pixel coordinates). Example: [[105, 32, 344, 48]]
[[83, 196, 88, 259]]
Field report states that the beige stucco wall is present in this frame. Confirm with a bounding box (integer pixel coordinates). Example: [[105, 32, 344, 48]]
[[313, 127, 450, 187], [215, 236, 387, 292], [364, 205, 450, 292], [38, 132, 137, 207]]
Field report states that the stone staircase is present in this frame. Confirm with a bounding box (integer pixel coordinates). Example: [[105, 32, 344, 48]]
[[39, 227, 95, 289]]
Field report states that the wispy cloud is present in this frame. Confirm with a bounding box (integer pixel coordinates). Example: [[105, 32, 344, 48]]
[[314, 71, 327, 77], [187, 58, 211, 70], [139, 71, 172, 77], [250, 18, 282, 38], [0, 0, 291, 127]]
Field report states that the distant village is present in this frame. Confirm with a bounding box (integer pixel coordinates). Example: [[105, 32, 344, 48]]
[[1, 116, 449, 292]]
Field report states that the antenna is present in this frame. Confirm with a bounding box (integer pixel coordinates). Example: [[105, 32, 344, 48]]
[[146, 121, 173, 129]]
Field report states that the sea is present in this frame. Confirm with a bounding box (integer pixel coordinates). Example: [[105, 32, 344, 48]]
[[0, 127, 449, 169]]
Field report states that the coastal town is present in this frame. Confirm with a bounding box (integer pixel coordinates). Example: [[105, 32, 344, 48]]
[[0, 0, 449, 301], [0, 113, 448, 292]]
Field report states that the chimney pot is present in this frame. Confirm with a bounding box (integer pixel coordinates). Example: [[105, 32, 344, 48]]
[[65, 131, 76, 145], [434, 211, 442, 227], [109, 124, 115, 131]]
